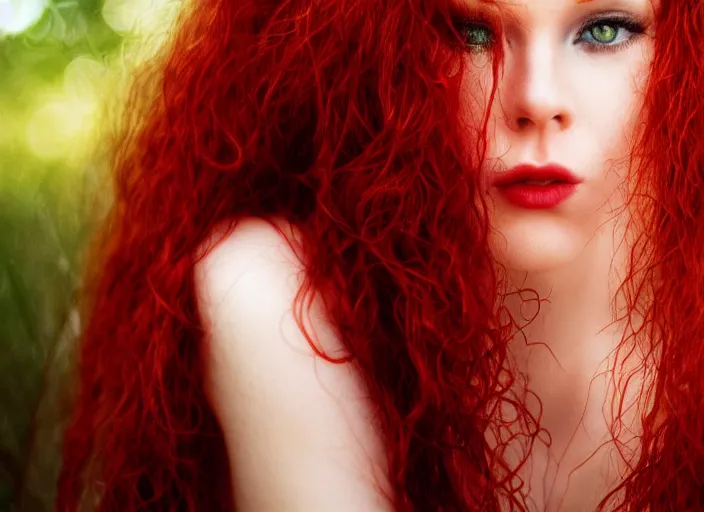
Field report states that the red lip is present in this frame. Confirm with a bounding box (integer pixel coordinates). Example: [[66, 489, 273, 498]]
[[492, 164, 583, 187], [492, 164, 583, 209]]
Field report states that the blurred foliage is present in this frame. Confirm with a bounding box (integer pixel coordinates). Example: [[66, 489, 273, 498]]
[[0, 0, 176, 510]]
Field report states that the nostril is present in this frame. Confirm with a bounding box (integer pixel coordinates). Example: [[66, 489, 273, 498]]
[[517, 117, 532, 129], [513, 114, 566, 130]]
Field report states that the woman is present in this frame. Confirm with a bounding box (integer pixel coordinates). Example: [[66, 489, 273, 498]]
[[56, 0, 703, 510]]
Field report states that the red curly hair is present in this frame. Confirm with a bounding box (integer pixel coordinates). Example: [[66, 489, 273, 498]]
[[56, 0, 703, 510]]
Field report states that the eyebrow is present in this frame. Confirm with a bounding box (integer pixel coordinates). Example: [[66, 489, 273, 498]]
[[470, 0, 598, 7], [475, 0, 595, 3]]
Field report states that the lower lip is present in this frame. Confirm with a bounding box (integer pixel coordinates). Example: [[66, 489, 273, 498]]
[[495, 183, 579, 209]]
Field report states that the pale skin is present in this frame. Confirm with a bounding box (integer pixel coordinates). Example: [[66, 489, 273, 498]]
[[463, 0, 657, 510], [195, 218, 393, 511], [194, 0, 658, 510]]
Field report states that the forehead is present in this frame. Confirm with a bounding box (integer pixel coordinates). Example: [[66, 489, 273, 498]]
[[472, 0, 594, 3], [465, 0, 652, 8], [462, 0, 657, 18]]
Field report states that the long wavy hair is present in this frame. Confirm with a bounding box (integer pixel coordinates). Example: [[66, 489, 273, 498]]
[[56, 0, 703, 510]]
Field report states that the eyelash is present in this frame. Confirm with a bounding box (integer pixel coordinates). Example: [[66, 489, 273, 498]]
[[577, 15, 646, 53], [454, 15, 646, 55]]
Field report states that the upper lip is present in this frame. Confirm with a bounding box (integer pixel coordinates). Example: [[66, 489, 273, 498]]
[[491, 164, 583, 187]]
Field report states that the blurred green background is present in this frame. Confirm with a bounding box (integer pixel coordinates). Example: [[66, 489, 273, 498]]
[[0, 1, 178, 509]]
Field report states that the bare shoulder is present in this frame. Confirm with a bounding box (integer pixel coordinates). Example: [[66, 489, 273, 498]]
[[193, 217, 392, 511], [194, 216, 346, 362], [194, 216, 304, 300]]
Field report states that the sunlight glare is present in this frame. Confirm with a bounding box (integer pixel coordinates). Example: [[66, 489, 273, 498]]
[[0, 0, 48, 36]]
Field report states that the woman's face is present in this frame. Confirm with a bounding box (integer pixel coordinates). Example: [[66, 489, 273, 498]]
[[458, 0, 657, 273]]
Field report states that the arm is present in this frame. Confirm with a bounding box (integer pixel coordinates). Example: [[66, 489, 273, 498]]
[[194, 218, 393, 512]]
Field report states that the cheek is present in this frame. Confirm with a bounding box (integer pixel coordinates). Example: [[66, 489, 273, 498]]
[[458, 63, 494, 134], [585, 57, 651, 205], [580, 53, 651, 155]]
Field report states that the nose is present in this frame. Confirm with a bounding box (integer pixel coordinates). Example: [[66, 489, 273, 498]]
[[500, 39, 574, 133]]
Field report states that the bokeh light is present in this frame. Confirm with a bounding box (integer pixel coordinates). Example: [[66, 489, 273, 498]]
[[0, 0, 48, 36], [25, 57, 113, 163], [102, 0, 180, 36], [0, 1, 188, 510], [26, 96, 97, 162]]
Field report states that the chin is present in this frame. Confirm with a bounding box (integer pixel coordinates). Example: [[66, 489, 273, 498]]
[[489, 215, 585, 275]]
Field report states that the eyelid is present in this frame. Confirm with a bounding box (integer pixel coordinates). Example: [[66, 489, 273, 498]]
[[452, 14, 498, 32], [449, 2, 504, 32], [574, 11, 647, 37]]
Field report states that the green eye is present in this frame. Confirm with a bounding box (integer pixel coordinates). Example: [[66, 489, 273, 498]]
[[588, 24, 618, 44], [576, 16, 645, 50], [457, 23, 494, 50]]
